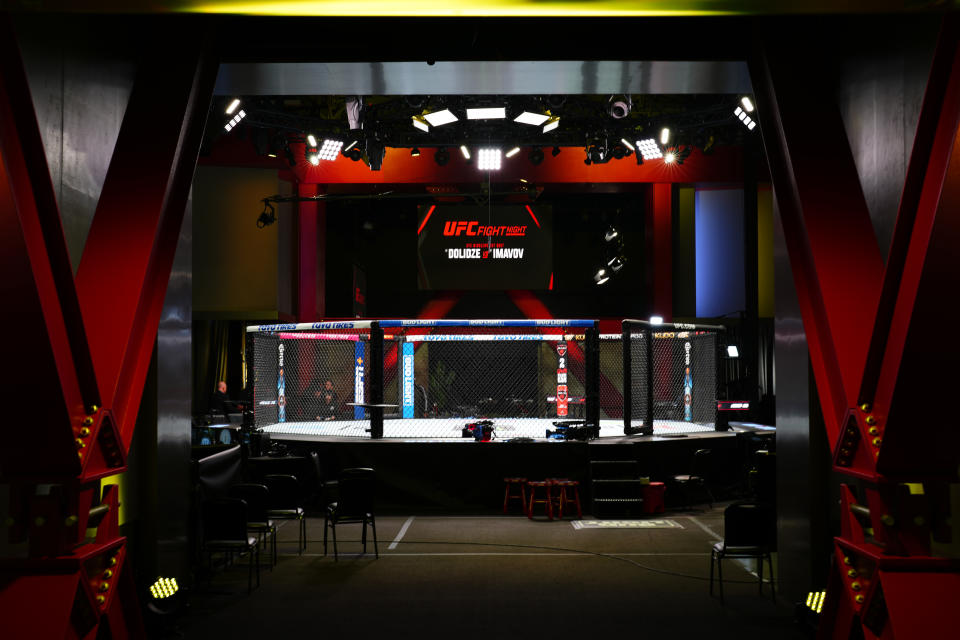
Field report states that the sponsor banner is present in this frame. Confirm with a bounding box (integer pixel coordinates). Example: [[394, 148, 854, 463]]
[[683, 341, 692, 422], [277, 342, 286, 422], [379, 319, 594, 328], [406, 334, 565, 342], [246, 321, 373, 333], [556, 341, 568, 417], [277, 332, 361, 341], [354, 342, 365, 419], [402, 342, 415, 419]]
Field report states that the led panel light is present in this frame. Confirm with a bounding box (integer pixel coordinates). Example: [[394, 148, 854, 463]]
[[478, 148, 502, 171], [542, 117, 560, 133], [225, 99, 240, 115], [423, 109, 458, 127], [307, 134, 317, 147], [620, 138, 635, 151], [636, 138, 662, 160], [412, 117, 430, 132], [747, 121, 757, 130], [466, 107, 506, 120], [460, 145, 471, 159], [505, 147, 521, 158], [741, 96, 755, 112], [318, 139, 343, 161], [344, 140, 358, 152], [650, 315, 664, 325], [660, 128, 671, 145], [515, 111, 551, 126], [727, 345, 740, 358]]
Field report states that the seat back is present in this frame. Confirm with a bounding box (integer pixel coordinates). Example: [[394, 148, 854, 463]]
[[336, 467, 376, 518], [723, 501, 773, 548], [202, 498, 249, 543], [229, 483, 270, 523], [263, 474, 302, 510], [692, 448, 713, 480]]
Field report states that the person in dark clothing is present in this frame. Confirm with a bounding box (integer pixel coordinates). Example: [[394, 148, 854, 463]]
[[314, 379, 339, 421], [210, 381, 236, 422]]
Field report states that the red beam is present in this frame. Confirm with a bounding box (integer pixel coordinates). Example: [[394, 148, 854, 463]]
[[74, 40, 218, 452]]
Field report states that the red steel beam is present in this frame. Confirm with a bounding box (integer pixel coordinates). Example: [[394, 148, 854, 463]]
[[749, 31, 885, 446], [74, 35, 219, 453]]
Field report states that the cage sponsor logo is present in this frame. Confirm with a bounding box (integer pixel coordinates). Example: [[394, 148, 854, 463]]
[[256, 324, 297, 332], [556, 342, 567, 357], [311, 321, 358, 330], [354, 357, 365, 404], [402, 353, 414, 407], [674, 323, 696, 330], [445, 248, 525, 259], [442, 221, 528, 237]]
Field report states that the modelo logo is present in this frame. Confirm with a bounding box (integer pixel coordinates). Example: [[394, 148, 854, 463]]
[[442, 221, 528, 237], [278, 343, 285, 367], [684, 341, 691, 366], [402, 354, 414, 405]]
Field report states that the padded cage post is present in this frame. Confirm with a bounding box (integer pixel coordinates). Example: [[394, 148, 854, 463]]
[[369, 322, 384, 439], [585, 323, 600, 430]]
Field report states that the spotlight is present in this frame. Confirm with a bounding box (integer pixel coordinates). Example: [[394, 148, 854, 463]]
[[551, 146, 561, 157], [608, 256, 625, 273], [434, 147, 450, 166], [149, 577, 179, 600], [664, 151, 676, 164], [620, 139, 635, 152], [411, 147, 421, 157], [740, 96, 755, 112], [543, 117, 560, 133], [505, 147, 521, 158], [478, 148, 502, 171], [660, 128, 671, 145], [636, 138, 662, 160], [223, 109, 246, 132], [344, 139, 358, 152], [735, 105, 758, 131], [225, 99, 241, 115], [586, 144, 606, 164], [515, 111, 551, 126], [650, 315, 663, 325], [306, 134, 317, 148], [346, 147, 362, 161], [608, 95, 632, 119], [256, 200, 276, 228], [604, 227, 619, 242], [727, 345, 740, 358], [460, 145, 471, 160], [611, 142, 631, 160], [529, 147, 544, 166], [412, 116, 429, 132], [466, 107, 506, 120], [423, 109, 458, 127], [593, 268, 610, 285], [318, 139, 343, 161]]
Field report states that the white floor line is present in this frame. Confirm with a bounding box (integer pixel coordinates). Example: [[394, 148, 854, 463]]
[[687, 516, 722, 541], [388, 516, 416, 550]]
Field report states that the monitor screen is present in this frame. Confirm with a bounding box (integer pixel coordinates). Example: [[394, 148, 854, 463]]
[[416, 204, 553, 290]]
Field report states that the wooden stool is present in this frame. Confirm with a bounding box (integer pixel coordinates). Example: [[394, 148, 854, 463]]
[[550, 479, 583, 520], [503, 477, 528, 515], [527, 481, 553, 520]]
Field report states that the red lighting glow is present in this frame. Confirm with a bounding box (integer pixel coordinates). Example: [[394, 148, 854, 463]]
[[417, 205, 436, 235]]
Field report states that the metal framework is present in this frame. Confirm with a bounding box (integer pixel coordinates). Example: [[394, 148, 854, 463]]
[[751, 15, 960, 639], [0, 17, 217, 638]]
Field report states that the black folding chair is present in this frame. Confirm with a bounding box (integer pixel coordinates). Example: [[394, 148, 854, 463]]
[[324, 467, 378, 561], [229, 483, 277, 567], [263, 474, 307, 554], [201, 498, 260, 592], [710, 501, 775, 603], [671, 448, 715, 508]]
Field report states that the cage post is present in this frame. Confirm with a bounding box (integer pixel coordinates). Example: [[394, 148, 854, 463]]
[[622, 323, 633, 435], [585, 322, 600, 430], [644, 325, 654, 435], [369, 322, 384, 439]]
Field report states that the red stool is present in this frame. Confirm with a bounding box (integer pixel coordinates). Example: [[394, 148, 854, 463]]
[[550, 479, 583, 520], [641, 482, 666, 514], [503, 477, 528, 515], [527, 481, 553, 520]]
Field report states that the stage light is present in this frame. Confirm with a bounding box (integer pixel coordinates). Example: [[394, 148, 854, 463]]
[[529, 147, 544, 165], [650, 315, 663, 325], [423, 109, 458, 127], [256, 200, 276, 228], [411, 147, 421, 157], [660, 128, 671, 145], [223, 109, 246, 132], [344, 139, 358, 152], [150, 577, 179, 600], [748, 121, 757, 130], [346, 147, 362, 161], [306, 134, 317, 148], [604, 227, 619, 242], [412, 116, 429, 132], [466, 107, 506, 120], [608, 256, 625, 272], [318, 139, 343, 161], [225, 99, 241, 115], [478, 148, 502, 171], [727, 345, 740, 358], [551, 146, 561, 157], [505, 147, 521, 158], [460, 145, 471, 160], [543, 117, 560, 133], [308, 154, 320, 165], [608, 95, 631, 119], [621, 139, 635, 152], [434, 147, 450, 166], [586, 145, 606, 164], [515, 111, 551, 126], [593, 268, 610, 285], [664, 151, 676, 164], [637, 138, 662, 160], [741, 96, 755, 112]]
